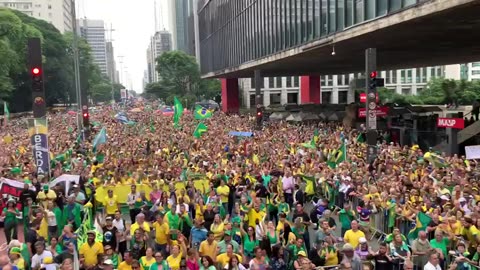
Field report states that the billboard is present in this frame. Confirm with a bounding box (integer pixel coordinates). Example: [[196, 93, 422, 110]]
[[27, 118, 50, 176]]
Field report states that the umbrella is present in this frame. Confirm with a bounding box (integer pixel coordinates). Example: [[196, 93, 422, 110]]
[[67, 111, 76, 116]]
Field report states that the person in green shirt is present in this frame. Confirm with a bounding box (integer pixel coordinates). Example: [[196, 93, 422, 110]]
[[429, 230, 450, 260], [338, 203, 356, 236], [149, 251, 169, 270], [2, 198, 20, 243], [165, 207, 182, 240]]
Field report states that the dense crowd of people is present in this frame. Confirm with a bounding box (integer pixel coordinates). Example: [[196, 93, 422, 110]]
[[0, 101, 478, 270]]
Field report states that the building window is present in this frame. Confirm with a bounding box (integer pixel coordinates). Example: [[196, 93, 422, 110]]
[[472, 63, 480, 67], [337, 75, 343, 86], [48, 4, 51, 9], [402, 88, 411, 95], [338, 91, 348, 103], [287, 93, 298, 104], [472, 70, 480, 75], [249, 94, 256, 107], [321, 76, 326, 86], [415, 68, 420, 83], [422, 67, 427, 82], [366, 0, 375, 20], [400, 70, 406, 84], [385, 70, 391, 84], [430, 68, 436, 78], [293, 77, 299, 87], [322, 92, 332, 104], [276, 77, 282, 88], [270, 93, 281, 105], [355, 0, 364, 24], [328, 0, 336, 33], [251, 78, 255, 88], [286, 77, 292, 88], [346, 0, 353, 27], [437, 67, 443, 77], [407, 70, 412, 83], [268, 77, 274, 88], [403, 0, 417, 7], [327, 75, 333, 86]]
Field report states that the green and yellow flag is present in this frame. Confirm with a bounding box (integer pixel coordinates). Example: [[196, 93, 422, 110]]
[[407, 212, 432, 241], [194, 105, 213, 120], [173, 96, 184, 128], [193, 122, 208, 138]]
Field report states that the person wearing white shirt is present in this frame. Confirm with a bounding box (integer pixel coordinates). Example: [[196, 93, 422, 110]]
[[424, 252, 442, 270], [127, 185, 141, 223], [31, 242, 53, 270]]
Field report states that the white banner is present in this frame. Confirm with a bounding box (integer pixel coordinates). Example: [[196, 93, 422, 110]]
[[0, 178, 36, 209], [465, 145, 480, 160]]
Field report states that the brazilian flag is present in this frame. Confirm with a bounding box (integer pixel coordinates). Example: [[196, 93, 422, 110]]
[[193, 122, 208, 138], [298, 174, 317, 196], [194, 105, 213, 120], [407, 212, 432, 241]]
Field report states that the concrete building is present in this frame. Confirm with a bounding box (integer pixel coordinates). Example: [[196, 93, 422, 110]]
[[106, 42, 118, 83], [240, 66, 448, 108], [197, 0, 480, 113], [78, 19, 108, 76], [0, 0, 72, 33], [146, 30, 172, 83], [168, 0, 193, 54]]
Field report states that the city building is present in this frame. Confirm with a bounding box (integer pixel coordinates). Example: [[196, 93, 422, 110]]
[[240, 66, 449, 108], [78, 19, 108, 76], [106, 42, 118, 83], [146, 30, 172, 83], [0, 0, 72, 33], [168, 0, 195, 55]]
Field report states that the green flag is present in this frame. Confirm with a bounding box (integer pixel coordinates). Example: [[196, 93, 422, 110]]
[[194, 105, 213, 120], [298, 174, 317, 196], [173, 97, 184, 128], [193, 122, 208, 138], [4, 102, 9, 124], [407, 212, 432, 241]]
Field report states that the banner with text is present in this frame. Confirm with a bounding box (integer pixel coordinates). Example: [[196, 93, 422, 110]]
[[437, 117, 464, 129], [0, 178, 36, 210], [358, 106, 389, 118], [28, 118, 50, 176]]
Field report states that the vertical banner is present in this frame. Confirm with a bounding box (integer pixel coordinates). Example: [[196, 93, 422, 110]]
[[120, 89, 127, 100], [27, 118, 50, 176]]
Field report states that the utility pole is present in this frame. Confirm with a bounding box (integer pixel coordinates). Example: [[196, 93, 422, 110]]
[[70, 0, 83, 133], [254, 70, 263, 129], [365, 48, 379, 164]]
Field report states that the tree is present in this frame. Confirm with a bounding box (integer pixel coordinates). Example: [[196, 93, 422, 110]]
[[156, 50, 200, 97]]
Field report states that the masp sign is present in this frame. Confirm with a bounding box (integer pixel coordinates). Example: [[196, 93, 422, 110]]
[[437, 118, 464, 129]]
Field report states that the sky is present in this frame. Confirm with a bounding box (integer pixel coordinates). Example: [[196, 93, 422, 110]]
[[78, 0, 172, 93]]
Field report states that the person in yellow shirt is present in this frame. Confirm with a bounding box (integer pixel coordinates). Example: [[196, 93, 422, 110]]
[[118, 251, 134, 270], [166, 235, 187, 270], [130, 213, 151, 236], [36, 185, 57, 209], [343, 220, 365, 249], [247, 202, 266, 228], [79, 231, 104, 268], [152, 214, 170, 254], [216, 244, 242, 268], [104, 190, 119, 216], [216, 180, 230, 211], [199, 232, 218, 260]]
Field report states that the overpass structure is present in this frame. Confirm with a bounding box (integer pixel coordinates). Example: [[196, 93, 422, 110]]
[[197, 0, 480, 113]]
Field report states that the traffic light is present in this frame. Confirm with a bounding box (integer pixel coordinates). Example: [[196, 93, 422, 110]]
[[368, 71, 384, 89], [32, 67, 43, 91], [82, 110, 89, 127], [29, 38, 46, 118], [256, 107, 263, 127]]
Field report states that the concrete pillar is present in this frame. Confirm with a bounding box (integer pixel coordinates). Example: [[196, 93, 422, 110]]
[[281, 89, 288, 105], [300, 76, 321, 104], [221, 78, 240, 113], [263, 90, 270, 107]]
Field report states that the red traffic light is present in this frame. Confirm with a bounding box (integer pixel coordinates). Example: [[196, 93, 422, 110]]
[[257, 112, 262, 116], [83, 113, 89, 118], [32, 68, 41, 75], [370, 71, 378, 78]]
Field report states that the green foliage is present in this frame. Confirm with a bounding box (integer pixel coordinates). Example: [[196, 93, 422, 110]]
[[0, 8, 120, 112], [146, 50, 221, 107]]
